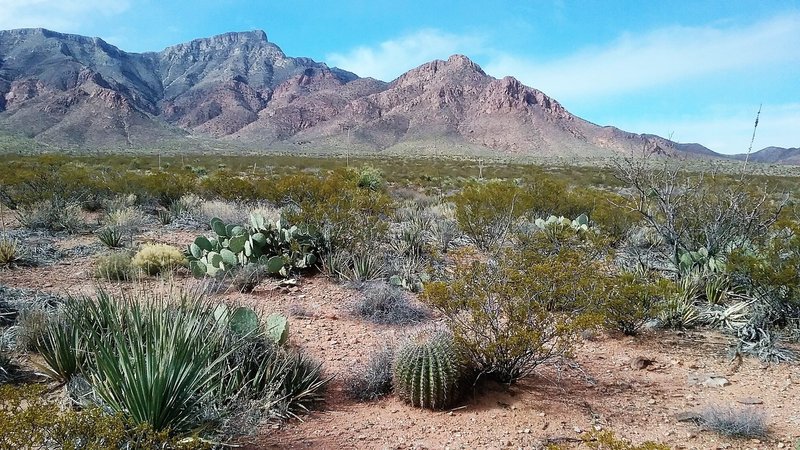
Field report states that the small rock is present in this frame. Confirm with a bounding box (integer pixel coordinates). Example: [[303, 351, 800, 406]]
[[736, 397, 763, 405], [648, 399, 656, 405], [675, 411, 703, 423], [777, 442, 786, 448], [632, 357, 655, 370], [702, 377, 731, 388], [574, 427, 582, 434]]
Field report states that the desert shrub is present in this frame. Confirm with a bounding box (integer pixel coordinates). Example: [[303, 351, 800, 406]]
[[320, 249, 351, 280], [276, 169, 392, 252], [357, 165, 385, 191], [0, 384, 200, 449], [132, 243, 186, 275], [451, 180, 533, 251], [15, 309, 51, 352], [393, 329, 466, 409], [16, 198, 84, 233], [0, 234, 20, 265], [199, 169, 258, 201], [94, 252, 137, 281], [423, 245, 603, 383], [103, 205, 148, 244], [698, 405, 768, 438], [344, 345, 394, 401], [602, 274, 673, 335], [195, 199, 249, 227], [614, 155, 786, 277], [429, 215, 460, 253], [582, 429, 669, 450], [659, 288, 700, 330], [353, 281, 429, 325], [134, 170, 197, 207]]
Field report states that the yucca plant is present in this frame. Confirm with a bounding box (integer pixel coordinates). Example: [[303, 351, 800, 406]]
[[33, 316, 87, 383], [346, 251, 386, 282], [87, 293, 232, 433], [0, 235, 20, 265], [393, 329, 466, 409], [97, 226, 124, 248]]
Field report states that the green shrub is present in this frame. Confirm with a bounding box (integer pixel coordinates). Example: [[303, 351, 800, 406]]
[[33, 314, 87, 383], [451, 181, 533, 251], [0, 384, 202, 449], [393, 329, 466, 409], [94, 252, 137, 281], [582, 429, 669, 450], [602, 274, 673, 335], [357, 165, 385, 191], [132, 243, 186, 276], [423, 246, 603, 383]]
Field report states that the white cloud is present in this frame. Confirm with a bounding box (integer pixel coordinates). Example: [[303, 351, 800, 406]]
[[326, 29, 485, 81], [483, 14, 800, 103], [617, 103, 800, 155], [0, 0, 130, 32]]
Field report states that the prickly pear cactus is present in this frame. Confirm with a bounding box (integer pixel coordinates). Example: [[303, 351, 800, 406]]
[[229, 307, 259, 336], [393, 329, 466, 409], [265, 313, 289, 345]]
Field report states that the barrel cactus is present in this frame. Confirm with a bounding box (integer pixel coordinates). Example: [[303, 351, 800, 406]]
[[393, 329, 466, 409]]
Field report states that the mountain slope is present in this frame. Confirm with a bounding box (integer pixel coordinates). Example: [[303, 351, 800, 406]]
[[0, 27, 727, 159], [730, 147, 800, 164]]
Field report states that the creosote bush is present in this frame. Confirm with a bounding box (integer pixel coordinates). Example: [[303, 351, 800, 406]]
[[451, 180, 533, 251], [132, 243, 186, 275], [602, 274, 674, 335], [424, 243, 604, 383]]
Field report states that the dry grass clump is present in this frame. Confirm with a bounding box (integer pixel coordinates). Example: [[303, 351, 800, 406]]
[[699, 405, 768, 438], [132, 243, 186, 276], [344, 345, 394, 402]]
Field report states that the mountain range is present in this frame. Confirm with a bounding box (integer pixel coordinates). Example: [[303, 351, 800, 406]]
[[0, 28, 796, 163]]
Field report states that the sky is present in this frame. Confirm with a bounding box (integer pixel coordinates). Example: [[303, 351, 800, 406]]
[[1, 0, 798, 154]]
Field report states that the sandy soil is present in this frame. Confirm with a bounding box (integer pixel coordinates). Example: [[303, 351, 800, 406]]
[[1, 227, 798, 450]]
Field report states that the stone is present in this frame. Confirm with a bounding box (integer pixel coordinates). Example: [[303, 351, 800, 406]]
[[736, 397, 763, 405], [701, 377, 731, 388], [631, 357, 655, 370]]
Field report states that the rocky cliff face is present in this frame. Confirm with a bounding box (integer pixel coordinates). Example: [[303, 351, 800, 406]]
[[0, 28, 728, 159]]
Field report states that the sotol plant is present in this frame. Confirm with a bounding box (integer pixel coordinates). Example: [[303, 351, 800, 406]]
[[393, 329, 466, 410]]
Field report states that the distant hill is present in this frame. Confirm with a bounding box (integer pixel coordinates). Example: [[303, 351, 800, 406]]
[[729, 147, 800, 165], [0, 28, 753, 160]]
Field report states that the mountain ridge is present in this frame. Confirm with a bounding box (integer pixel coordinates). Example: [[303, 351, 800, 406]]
[[0, 28, 793, 162]]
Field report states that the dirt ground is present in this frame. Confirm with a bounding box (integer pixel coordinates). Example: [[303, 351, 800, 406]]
[[1, 227, 799, 450]]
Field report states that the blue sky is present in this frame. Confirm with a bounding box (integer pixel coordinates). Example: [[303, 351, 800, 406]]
[[1, 0, 798, 154]]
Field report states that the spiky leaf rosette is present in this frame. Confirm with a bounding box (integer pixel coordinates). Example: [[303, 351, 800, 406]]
[[393, 329, 465, 409]]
